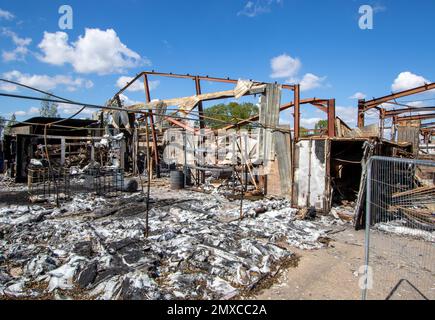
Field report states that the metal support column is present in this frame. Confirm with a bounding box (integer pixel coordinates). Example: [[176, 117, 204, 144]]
[[195, 76, 205, 184], [358, 99, 365, 128], [60, 138, 65, 166], [143, 74, 160, 178], [294, 84, 300, 141], [328, 99, 336, 137]]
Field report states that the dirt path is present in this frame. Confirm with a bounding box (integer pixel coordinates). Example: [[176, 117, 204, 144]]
[[255, 227, 366, 300], [254, 224, 434, 300]]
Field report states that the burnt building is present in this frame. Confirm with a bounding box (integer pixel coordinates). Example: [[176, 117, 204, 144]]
[[3, 117, 99, 182]]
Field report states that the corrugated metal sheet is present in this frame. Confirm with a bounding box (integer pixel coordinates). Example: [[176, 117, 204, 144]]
[[258, 83, 281, 162], [273, 130, 292, 196], [397, 125, 420, 154]]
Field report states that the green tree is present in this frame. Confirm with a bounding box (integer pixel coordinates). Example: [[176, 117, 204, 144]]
[[4, 113, 16, 135], [39, 93, 60, 118], [300, 126, 309, 137], [314, 119, 328, 132], [203, 102, 259, 129]]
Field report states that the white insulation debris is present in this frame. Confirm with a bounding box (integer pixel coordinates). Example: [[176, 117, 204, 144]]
[[0, 189, 333, 300]]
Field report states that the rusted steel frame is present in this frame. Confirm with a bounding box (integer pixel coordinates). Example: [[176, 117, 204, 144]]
[[311, 102, 328, 113], [143, 74, 160, 178], [363, 82, 435, 110], [327, 99, 336, 137], [143, 74, 152, 102], [357, 99, 365, 128], [141, 71, 295, 90], [379, 108, 386, 137], [194, 77, 205, 130], [111, 70, 296, 99], [194, 76, 205, 184], [115, 95, 123, 109], [290, 85, 300, 209], [165, 117, 196, 133], [357, 101, 383, 128], [420, 121, 435, 128], [396, 113, 435, 122], [112, 72, 145, 101], [293, 84, 301, 141], [384, 106, 435, 118]]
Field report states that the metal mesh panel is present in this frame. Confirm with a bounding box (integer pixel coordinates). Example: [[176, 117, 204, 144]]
[[28, 168, 71, 201], [83, 167, 124, 197], [363, 156, 435, 300], [28, 167, 124, 202]]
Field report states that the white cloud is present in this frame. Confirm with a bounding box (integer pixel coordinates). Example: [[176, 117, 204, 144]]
[[116, 76, 160, 92], [270, 53, 326, 91], [335, 105, 379, 127], [300, 117, 323, 127], [299, 73, 326, 92], [119, 94, 142, 106], [2, 70, 94, 92], [336, 106, 358, 127], [162, 40, 171, 49], [238, 0, 282, 18], [2, 29, 31, 47], [37, 28, 149, 75], [11, 107, 41, 118], [0, 81, 17, 92], [28, 107, 40, 115], [270, 54, 301, 79], [349, 92, 367, 100], [57, 103, 95, 116], [391, 71, 430, 92], [299, 105, 363, 129], [0, 8, 14, 20], [373, 4, 387, 13], [406, 101, 425, 108], [1, 28, 32, 62]]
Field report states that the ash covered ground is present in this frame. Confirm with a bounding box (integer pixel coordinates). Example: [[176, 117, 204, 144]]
[[0, 180, 342, 300]]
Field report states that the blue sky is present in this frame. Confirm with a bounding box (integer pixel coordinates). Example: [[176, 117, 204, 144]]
[[0, 0, 434, 128]]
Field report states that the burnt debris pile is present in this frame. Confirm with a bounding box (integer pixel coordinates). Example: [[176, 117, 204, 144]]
[[0, 190, 332, 300]]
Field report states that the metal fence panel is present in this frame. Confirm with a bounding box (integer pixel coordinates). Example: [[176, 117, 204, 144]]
[[28, 167, 124, 203], [363, 156, 435, 300]]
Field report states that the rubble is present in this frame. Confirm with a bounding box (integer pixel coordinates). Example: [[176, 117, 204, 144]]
[[0, 188, 334, 300], [374, 220, 435, 243], [0, 69, 432, 301], [330, 201, 355, 223]]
